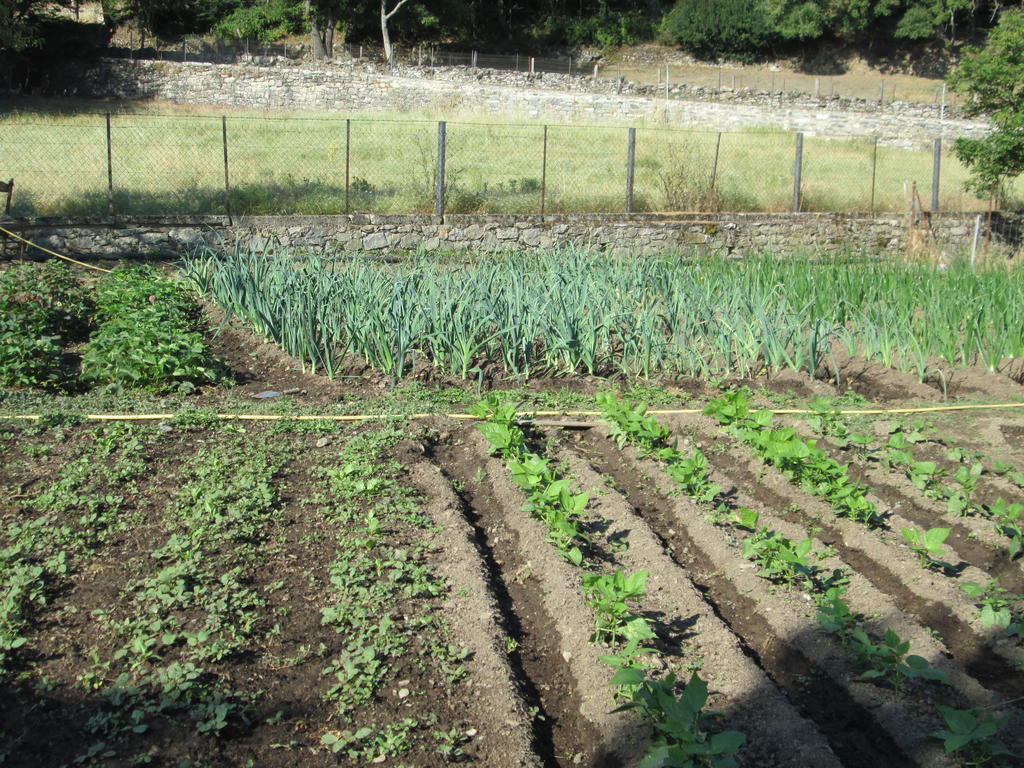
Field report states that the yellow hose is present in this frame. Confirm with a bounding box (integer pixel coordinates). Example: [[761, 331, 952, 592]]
[[0, 225, 113, 273], [2, 401, 1023, 423]]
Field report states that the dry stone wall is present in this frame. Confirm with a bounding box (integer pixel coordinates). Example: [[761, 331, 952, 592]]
[[58, 59, 988, 144], [3, 212, 1014, 262]]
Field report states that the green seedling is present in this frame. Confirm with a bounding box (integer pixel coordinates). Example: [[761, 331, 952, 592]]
[[960, 581, 1023, 637], [666, 451, 722, 504], [985, 498, 1023, 561], [741, 530, 816, 589], [932, 706, 1011, 766], [816, 587, 859, 642], [731, 508, 759, 532], [581, 570, 650, 644], [611, 669, 745, 768], [900, 526, 951, 569], [850, 628, 948, 691]]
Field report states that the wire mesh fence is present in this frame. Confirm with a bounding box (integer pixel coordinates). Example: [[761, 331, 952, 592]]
[[1, 113, 1018, 219]]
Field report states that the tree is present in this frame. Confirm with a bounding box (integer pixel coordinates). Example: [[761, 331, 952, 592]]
[[948, 8, 1024, 203], [661, 0, 773, 60], [307, 0, 345, 58], [0, 0, 69, 52], [380, 0, 410, 63]]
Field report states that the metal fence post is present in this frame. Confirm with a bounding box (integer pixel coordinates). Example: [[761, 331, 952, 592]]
[[625, 127, 636, 214], [105, 113, 114, 215], [222, 116, 233, 224], [709, 132, 722, 199], [435, 121, 446, 218], [932, 138, 941, 213], [344, 118, 351, 214], [792, 132, 803, 213], [869, 136, 878, 215], [540, 125, 548, 219]]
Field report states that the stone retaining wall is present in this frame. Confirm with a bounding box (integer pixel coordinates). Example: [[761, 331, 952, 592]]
[[2, 212, 1015, 261], [56, 59, 988, 143]]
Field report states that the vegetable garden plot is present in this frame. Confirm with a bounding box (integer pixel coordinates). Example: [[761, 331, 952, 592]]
[[3, 389, 1024, 767]]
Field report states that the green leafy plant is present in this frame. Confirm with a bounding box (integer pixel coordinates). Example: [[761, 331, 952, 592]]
[[81, 318, 227, 393], [815, 587, 859, 642], [985, 498, 1023, 561], [900, 526, 951, 570], [705, 391, 881, 527], [849, 628, 948, 691], [598, 391, 721, 504], [611, 669, 745, 768], [932, 706, 1012, 766], [581, 570, 651, 644], [960, 580, 1022, 637]]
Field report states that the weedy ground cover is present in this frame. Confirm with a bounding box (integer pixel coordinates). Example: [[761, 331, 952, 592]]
[[0, 419, 489, 766]]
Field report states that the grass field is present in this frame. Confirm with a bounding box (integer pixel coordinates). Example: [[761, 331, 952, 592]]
[[2, 101, 1013, 217]]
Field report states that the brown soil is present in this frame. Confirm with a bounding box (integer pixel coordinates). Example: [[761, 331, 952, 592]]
[[0, 424, 545, 768], [672, 413, 1024, 703], [430, 429, 633, 768], [571, 431, 951, 768]]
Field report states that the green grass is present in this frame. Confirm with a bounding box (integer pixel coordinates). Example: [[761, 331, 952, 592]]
[[1, 104, 1017, 216]]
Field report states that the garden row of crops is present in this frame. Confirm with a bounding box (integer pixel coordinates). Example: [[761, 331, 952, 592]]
[[0, 263, 225, 393], [186, 248, 1024, 382]]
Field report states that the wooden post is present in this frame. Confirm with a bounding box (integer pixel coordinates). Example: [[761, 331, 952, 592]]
[[931, 138, 941, 213], [222, 116, 233, 224], [709, 132, 722, 199], [435, 121, 446, 217], [625, 127, 636, 214]]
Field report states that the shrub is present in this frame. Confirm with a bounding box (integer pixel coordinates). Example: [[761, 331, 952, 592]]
[[661, 0, 773, 61], [548, 9, 654, 48], [213, 0, 307, 42]]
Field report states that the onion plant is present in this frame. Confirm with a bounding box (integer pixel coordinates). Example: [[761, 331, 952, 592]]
[[184, 246, 1024, 382]]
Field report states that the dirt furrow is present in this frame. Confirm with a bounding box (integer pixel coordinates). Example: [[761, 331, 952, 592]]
[[552, 439, 842, 768], [678, 411, 1024, 686], [431, 428, 644, 768], [784, 418, 1024, 591], [567, 431, 949, 768], [405, 456, 544, 768]]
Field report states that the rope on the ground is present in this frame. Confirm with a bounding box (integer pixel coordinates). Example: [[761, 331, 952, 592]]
[[0, 225, 113, 274], [2, 401, 1024, 423]]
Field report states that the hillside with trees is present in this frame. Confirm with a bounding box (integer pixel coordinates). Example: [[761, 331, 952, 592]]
[[1, 1, 1019, 62]]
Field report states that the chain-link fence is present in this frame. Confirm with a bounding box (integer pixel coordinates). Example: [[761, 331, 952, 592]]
[[2, 114, 1017, 218]]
